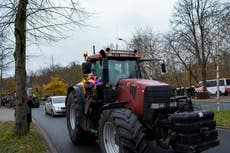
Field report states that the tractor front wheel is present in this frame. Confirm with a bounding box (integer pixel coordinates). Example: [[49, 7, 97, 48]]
[[99, 108, 147, 153], [66, 89, 96, 144]]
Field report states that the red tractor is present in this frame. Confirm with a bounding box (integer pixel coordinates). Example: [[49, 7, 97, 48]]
[[66, 49, 219, 153]]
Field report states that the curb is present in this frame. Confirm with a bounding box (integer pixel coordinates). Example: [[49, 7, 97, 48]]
[[33, 119, 58, 153], [217, 126, 230, 131]]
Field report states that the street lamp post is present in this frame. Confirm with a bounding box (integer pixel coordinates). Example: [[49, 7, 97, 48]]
[[117, 37, 129, 50]]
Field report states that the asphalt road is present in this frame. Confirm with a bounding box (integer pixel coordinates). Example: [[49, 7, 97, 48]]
[[32, 106, 230, 153], [33, 106, 101, 153]]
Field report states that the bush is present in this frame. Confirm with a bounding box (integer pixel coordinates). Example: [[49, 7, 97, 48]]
[[195, 92, 210, 99]]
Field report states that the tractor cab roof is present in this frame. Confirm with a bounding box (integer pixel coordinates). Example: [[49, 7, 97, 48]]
[[85, 49, 141, 61]]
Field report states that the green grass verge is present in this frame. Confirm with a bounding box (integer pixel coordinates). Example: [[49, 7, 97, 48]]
[[214, 110, 230, 128], [202, 107, 230, 128], [0, 121, 50, 153], [39, 100, 46, 105]]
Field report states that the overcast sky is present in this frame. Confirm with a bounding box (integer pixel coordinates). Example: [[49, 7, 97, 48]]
[[25, 0, 177, 75]]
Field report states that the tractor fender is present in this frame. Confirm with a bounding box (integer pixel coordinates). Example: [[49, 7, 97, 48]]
[[66, 85, 85, 107], [99, 101, 128, 113]]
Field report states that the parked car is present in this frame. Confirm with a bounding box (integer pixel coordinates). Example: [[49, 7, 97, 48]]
[[195, 78, 230, 95], [32, 97, 40, 108], [45, 96, 66, 117]]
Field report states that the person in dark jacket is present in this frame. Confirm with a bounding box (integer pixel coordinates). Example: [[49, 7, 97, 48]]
[[26, 96, 33, 131]]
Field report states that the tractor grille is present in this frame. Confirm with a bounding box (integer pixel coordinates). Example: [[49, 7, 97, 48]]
[[144, 86, 174, 104], [143, 86, 174, 121]]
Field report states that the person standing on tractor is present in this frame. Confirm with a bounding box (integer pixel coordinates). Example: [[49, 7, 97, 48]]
[[82, 73, 102, 115]]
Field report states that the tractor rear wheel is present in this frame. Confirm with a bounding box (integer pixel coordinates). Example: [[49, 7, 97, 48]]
[[99, 108, 147, 153]]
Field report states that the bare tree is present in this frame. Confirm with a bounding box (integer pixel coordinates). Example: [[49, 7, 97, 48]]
[[164, 33, 199, 84], [0, 32, 14, 106], [0, 32, 14, 72], [130, 28, 163, 80], [0, 0, 89, 135], [167, 0, 229, 91], [215, 1, 230, 80]]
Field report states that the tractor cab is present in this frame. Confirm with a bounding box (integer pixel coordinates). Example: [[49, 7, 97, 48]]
[[82, 49, 143, 103], [82, 49, 142, 86]]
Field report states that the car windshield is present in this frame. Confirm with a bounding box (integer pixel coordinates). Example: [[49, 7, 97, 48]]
[[226, 79, 230, 85], [52, 97, 66, 104], [196, 82, 203, 87], [108, 60, 140, 85]]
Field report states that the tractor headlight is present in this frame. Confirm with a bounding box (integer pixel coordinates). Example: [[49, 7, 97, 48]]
[[150, 102, 177, 109], [150, 103, 166, 109], [169, 102, 177, 107]]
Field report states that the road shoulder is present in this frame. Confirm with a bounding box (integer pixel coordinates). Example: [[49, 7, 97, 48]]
[[33, 118, 58, 153]]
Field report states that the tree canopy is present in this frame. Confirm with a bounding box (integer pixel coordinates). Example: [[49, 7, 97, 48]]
[[44, 76, 67, 95], [0, 0, 89, 135]]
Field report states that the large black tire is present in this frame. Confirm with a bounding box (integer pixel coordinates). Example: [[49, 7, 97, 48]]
[[99, 108, 147, 153], [51, 110, 55, 117], [66, 89, 96, 144]]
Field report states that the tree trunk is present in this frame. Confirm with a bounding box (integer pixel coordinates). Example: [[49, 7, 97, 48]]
[[14, 0, 28, 136]]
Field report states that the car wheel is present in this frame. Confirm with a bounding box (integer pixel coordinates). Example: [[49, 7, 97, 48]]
[[51, 110, 55, 117], [223, 91, 228, 96], [216, 91, 222, 96], [45, 108, 48, 115]]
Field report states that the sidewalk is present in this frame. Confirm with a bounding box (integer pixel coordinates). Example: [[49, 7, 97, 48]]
[[0, 107, 15, 121], [192, 96, 230, 103]]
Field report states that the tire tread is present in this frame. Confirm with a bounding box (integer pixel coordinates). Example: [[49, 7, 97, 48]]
[[99, 108, 147, 153]]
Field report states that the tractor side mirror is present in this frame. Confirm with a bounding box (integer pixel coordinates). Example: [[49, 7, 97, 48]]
[[82, 62, 91, 74], [161, 63, 166, 73]]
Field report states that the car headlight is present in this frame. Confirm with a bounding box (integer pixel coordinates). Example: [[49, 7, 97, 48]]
[[55, 107, 61, 110]]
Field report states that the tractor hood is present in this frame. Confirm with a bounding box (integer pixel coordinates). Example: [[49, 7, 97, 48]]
[[116, 78, 175, 116], [118, 78, 170, 89]]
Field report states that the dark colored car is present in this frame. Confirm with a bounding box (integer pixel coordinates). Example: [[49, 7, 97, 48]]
[[32, 97, 40, 108]]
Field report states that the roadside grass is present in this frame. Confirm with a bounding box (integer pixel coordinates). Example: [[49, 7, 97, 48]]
[[213, 110, 230, 128], [40, 100, 46, 105], [0, 121, 50, 153], [203, 107, 230, 128]]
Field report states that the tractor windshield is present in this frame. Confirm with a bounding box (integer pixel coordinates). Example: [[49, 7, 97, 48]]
[[108, 60, 141, 85]]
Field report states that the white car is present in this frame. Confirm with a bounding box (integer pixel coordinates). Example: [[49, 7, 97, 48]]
[[195, 78, 230, 95], [45, 96, 66, 117]]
